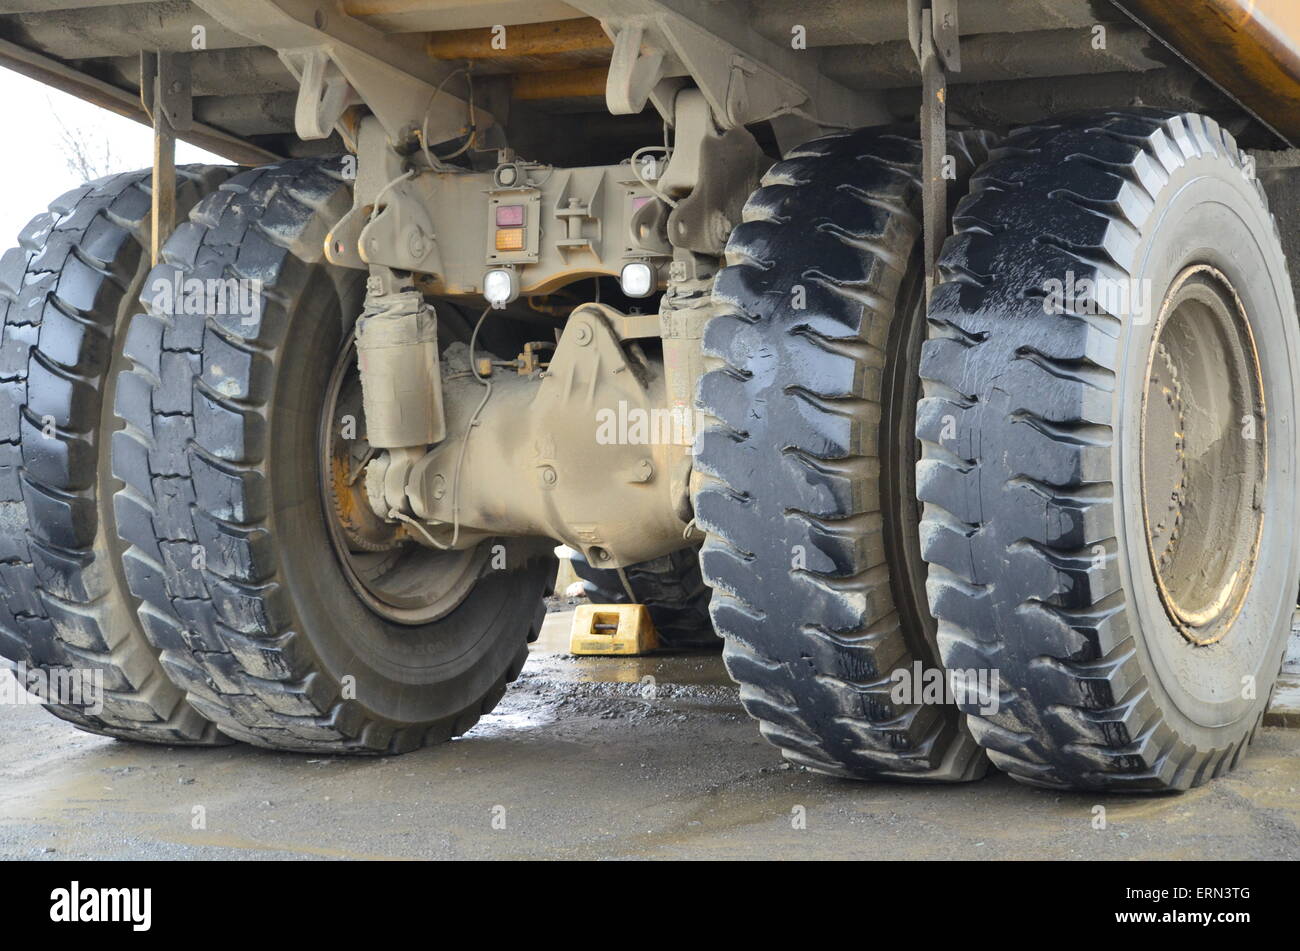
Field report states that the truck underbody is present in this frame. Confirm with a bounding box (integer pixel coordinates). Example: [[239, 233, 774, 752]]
[[1, 0, 1298, 792]]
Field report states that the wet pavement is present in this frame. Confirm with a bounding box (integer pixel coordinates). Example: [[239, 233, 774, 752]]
[[1, 610, 1298, 860]]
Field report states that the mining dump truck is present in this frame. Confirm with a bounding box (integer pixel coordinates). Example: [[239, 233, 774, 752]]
[[1, 0, 1298, 792]]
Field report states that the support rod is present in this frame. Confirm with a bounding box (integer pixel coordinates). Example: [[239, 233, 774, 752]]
[[141, 51, 192, 265], [151, 103, 175, 267]]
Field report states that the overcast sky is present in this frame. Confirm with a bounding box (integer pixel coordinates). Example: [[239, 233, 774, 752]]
[[0, 65, 229, 245]]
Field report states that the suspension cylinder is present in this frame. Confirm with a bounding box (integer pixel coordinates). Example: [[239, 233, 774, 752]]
[[354, 288, 445, 448]]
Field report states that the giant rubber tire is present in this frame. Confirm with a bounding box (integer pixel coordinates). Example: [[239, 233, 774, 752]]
[[0, 167, 230, 744], [916, 110, 1300, 791], [568, 548, 719, 649], [693, 128, 995, 781], [111, 158, 556, 753]]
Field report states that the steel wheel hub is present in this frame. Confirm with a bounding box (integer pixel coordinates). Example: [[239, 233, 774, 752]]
[[1140, 266, 1266, 646], [319, 340, 488, 626]]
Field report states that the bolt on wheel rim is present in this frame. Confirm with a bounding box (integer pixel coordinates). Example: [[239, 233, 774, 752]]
[[1140, 265, 1266, 646]]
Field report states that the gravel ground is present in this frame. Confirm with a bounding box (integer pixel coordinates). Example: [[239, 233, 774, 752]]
[[1, 610, 1297, 861]]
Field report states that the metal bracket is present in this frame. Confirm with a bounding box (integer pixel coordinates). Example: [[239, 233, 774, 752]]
[[140, 50, 192, 266], [658, 89, 773, 255], [140, 51, 193, 132], [553, 173, 606, 260], [358, 179, 443, 275], [283, 47, 360, 141], [909, 0, 961, 74], [572, 0, 887, 135], [606, 22, 666, 116], [908, 0, 961, 300], [194, 0, 495, 147], [653, 15, 812, 130]]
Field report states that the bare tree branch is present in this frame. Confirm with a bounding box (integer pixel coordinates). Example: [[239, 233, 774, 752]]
[[50, 97, 120, 183]]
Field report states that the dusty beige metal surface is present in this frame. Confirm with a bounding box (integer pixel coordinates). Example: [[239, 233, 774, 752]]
[[406, 304, 693, 568], [822, 24, 1164, 89], [0, 1, 1296, 174], [330, 116, 669, 294]]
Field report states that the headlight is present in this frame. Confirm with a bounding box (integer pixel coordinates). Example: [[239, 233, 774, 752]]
[[620, 261, 655, 298], [484, 268, 519, 309]]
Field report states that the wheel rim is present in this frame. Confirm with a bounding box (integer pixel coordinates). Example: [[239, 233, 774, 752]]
[[882, 255, 942, 662], [1140, 265, 1266, 646], [318, 340, 488, 625]]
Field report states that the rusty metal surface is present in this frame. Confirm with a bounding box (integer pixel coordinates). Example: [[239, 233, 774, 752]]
[[426, 17, 613, 79], [511, 65, 608, 100], [1115, 0, 1300, 143], [426, 17, 611, 60]]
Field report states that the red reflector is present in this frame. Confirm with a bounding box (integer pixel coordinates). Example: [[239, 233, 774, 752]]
[[496, 204, 525, 227]]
